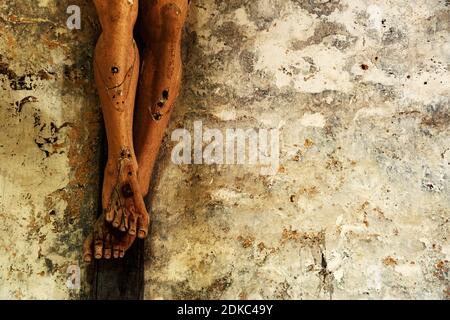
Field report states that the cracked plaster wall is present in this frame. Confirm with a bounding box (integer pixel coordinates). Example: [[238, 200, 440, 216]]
[[0, 0, 99, 299], [144, 0, 450, 300]]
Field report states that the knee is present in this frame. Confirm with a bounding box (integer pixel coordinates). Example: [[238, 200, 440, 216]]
[[158, 3, 187, 39], [139, 1, 188, 44], [161, 0, 188, 30], [94, 0, 138, 31], [161, 3, 183, 24]]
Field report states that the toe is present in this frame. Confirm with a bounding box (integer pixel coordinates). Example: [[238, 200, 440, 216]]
[[112, 207, 123, 229], [105, 207, 115, 223], [129, 214, 137, 236], [94, 225, 104, 259], [103, 233, 112, 259], [82, 233, 94, 263], [119, 208, 129, 232], [94, 240, 103, 260], [126, 198, 137, 235], [113, 242, 120, 259], [94, 229, 104, 259], [129, 175, 150, 238], [137, 212, 150, 239]]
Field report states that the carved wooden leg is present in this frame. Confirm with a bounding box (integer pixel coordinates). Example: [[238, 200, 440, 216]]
[[83, 0, 150, 262], [134, 0, 189, 197]]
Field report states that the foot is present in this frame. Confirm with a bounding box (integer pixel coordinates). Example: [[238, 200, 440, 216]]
[[102, 146, 149, 238], [83, 213, 136, 262]]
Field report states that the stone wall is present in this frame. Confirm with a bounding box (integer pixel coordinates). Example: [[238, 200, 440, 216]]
[[144, 0, 450, 299], [0, 0, 99, 299]]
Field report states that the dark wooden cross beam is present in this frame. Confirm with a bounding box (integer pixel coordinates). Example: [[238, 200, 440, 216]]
[[90, 131, 146, 300], [92, 239, 145, 299]]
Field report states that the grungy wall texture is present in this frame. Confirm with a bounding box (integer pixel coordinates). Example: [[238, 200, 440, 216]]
[[0, 0, 448, 300], [144, 0, 449, 299], [0, 0, 100, 299]]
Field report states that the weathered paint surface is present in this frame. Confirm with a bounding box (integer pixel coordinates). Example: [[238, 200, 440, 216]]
[[0, 0, 448, 300], [144, 0, 450, 299], [0, 0, 100, 299]]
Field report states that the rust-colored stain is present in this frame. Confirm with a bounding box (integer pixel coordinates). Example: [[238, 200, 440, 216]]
[[237, 235, 255, 248], [304, 138, 314, 148], [280, 227, 325, 247], [382, 256, 398, 266]]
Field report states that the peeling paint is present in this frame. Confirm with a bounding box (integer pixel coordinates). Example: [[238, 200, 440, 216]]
[[144, 0, 450, 300]]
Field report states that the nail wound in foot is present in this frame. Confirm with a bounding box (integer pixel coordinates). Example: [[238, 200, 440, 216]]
[[121, 183, 134, 198]]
